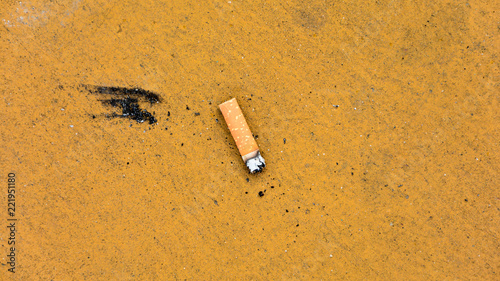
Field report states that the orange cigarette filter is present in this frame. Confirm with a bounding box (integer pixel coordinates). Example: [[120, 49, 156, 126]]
[[219, 98, 265, 173]]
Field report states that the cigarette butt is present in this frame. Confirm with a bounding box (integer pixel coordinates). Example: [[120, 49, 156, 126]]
[[219, 98, 265, 173]]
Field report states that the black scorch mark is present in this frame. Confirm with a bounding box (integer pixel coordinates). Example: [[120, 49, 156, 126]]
[[85, 85, 161, 124]]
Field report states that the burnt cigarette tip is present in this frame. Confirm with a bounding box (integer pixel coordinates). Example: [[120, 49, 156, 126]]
[[246, 151, 266, 173]]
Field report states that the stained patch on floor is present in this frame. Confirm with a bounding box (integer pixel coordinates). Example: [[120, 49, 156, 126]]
[[84, 85, 161, 124]]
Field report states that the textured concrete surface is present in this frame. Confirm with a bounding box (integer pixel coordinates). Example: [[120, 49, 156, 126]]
[[1, 0, 498, 280]]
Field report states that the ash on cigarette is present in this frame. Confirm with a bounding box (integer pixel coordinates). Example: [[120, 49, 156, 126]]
[[84, 85, 161, 124], [246, 152, 266, 173]]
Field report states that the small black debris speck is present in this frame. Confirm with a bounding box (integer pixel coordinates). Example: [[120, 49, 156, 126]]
[[167, 111, 170, 116], [246, 178, 249, 182], [271, 186, 274, 188], [214, 200, 218, 205], [181, 143, 184, 146], [215, 118, 219, 122], [296, 224, 299, 227], [284, 138, 286, 144], [186, 106, 190, 110], [464, 199, 468, 202], [285, 209, 289, 212], [195, 112, 200, 116], [258, 191, 264, 197]]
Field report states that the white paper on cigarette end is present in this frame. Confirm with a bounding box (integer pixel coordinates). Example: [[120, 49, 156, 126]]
[[246, 152, 266, 173]]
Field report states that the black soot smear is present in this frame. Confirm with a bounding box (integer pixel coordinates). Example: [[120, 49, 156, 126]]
[[85, 85, 161, 124]]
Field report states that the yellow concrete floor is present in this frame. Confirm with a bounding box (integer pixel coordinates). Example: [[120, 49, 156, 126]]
[[1, 0, 498, 280]]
